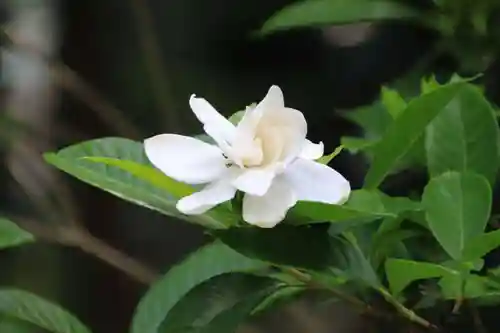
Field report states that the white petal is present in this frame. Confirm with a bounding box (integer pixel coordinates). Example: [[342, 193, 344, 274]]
[[257, 107, 307, 166], [144, 134, 227, 184], [232, 86, 284, 158], [176, 179, 237, 215], [255, 85, 285, 112], [300, 140, 324, 160], [242, 177, 297, 228], [284, 158, 350, 204], [232, 168, 276, 196], [189, 94, 236, 144]]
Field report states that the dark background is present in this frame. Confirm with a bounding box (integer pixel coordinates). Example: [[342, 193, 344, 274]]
[[1, 0, 482, 332]]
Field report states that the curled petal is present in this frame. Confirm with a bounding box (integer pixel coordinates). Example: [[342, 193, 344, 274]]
[[284, 158, 350, 204], [254, 85, 285, 114], [144, 134, 226, 184], [300, 140, 324, 160], [242, 177, 297, 228], [232, 86, 285, 158], [232, 168, 276, 196], [189, 94, 236, 145], [176, 179, 237, 215]]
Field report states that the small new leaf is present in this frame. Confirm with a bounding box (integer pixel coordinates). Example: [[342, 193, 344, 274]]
[[0, 218, 34, 250]]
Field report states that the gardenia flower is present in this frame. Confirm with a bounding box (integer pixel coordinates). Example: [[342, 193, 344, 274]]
[[144, 85, 350, 228]]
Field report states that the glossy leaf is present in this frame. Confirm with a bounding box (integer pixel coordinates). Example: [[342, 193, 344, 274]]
[[0, 289, 91, 333], [44, 138, 231, 229], [290, 201, 390, 225], [0, 218, 34, 250], [422, 171, 492, 260], [365, 82, 467, 189], [261, 0, 421, 34], [131, 241, 267, 333], [197, 287, 277, 333], [83, 157, 195, 198], [385, 259, 456, 295], [425, 84, 499, 184], [214, 225, 332, 270], [159, 274, 278, 333]]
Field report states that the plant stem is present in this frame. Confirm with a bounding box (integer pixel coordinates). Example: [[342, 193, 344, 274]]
[[62, 227, 160, 285], [377, 287, 437, 330], [284, 268, 384, 318]]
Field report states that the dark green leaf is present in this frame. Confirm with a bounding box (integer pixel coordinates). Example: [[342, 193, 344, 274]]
[[365, 82, 467, 189], [330, 232, 380, 287], [0, 289, 91, 333], [289, 201, 390, 225], [261, 0, 422, 35], [385, 259, 456, 295], [44, 138, 231, 229], [422, 171, 492, 260], [425, 84, 500, 184], [0, 218, 34, 250], [131, 241, 267, 333], [0, 316, 38, 333], [197, 287, 278, 333], [159, 274, 278, 333], [214, 225, 331, 270]]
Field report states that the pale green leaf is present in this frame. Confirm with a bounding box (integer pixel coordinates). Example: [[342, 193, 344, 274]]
[[422, 171, 492, 260]]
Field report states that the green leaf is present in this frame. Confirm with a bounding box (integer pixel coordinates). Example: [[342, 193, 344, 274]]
[[342, 103, 392, 140], [131, 241, 267, 333], [364, 82, 467, 189], [83, 157, 195, 198], [330, 232, 380, 287], [422, 171, 492, 260], [44, 138, 231, 229], [462, 229, 500, 261], [439, 274, 490, 300], [159, 274, 278, 333], [346, 189, 422, 216], [260, 0, 422, 35], [197, 287, 278, 333], [0, 218, 34, 250], [385, 259, 456, 295], [228, 111, 245, 125], [290, 201, 388, 225], [0, 316, 37, 333], [214, 225, 332, 270], [340, 137, 376, 154], [0, 289, 91, 333], [316, 145, 343, 165], [425, 84, 500, 184], [381, 87, 407, 119]]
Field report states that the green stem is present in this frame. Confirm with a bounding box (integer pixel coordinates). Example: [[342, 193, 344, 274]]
[[377, 287, 436, 330]]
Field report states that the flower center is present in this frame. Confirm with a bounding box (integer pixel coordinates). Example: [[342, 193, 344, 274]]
[[240, 137, 263, 167]]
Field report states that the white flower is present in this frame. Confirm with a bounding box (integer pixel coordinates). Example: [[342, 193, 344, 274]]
[[144, 85, 351, 228]]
